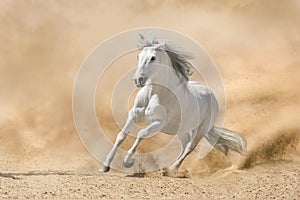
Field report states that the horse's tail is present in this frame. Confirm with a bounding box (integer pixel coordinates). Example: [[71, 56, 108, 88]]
[[204, 126, 247, 155]]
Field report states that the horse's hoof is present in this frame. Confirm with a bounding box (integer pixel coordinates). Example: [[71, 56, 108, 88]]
[[123, 160, 134, 168], [99, 165, 110, 173], [161, 167, 169, 176]]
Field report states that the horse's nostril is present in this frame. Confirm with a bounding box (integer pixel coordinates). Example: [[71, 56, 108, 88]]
[[138, 77, 144, 82]]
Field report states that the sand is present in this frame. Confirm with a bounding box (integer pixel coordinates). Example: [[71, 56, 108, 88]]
[[0, 154, 299, 199]]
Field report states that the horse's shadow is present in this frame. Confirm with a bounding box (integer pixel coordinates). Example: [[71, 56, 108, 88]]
[[0, 171, 93, 179]]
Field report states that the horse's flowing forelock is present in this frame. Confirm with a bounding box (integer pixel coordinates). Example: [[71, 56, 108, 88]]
[[137, 33, 194, 81]]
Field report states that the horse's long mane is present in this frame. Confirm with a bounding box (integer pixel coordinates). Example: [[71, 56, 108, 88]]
[[137, 33, 193, 81]]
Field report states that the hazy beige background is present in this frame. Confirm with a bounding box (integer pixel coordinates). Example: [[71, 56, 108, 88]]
[[0, 0, 299, 172]]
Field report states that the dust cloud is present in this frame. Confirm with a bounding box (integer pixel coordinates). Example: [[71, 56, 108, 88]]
[[0, 0, 299, 172]]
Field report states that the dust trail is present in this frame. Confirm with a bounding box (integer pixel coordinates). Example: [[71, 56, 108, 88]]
[[240, 129, 299, 169]]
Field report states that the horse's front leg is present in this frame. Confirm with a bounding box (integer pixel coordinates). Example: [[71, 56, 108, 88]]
[[123, 119, 165, 168], [123, 99, 166, 168], [99, 108, 140, 173]]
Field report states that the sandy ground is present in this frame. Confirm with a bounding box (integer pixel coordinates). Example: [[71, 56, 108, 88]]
[[0, 155, 299, 200], [0, 140, 299, 200]]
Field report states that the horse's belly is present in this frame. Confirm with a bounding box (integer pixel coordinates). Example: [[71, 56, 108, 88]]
[[161, 111, 197, 135], [161, 117, 181, 135]]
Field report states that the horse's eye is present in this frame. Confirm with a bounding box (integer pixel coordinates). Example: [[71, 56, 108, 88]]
[[137, 55, 139, 60], [150, 56, 156, 61]]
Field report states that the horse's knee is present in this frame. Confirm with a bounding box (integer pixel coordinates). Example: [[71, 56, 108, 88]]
[[137, 128, 148, 138], [186, 142, 192, 152], [116, 132, 126, 143]]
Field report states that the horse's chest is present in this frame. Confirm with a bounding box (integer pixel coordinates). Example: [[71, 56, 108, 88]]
[[143, 94, 179, 119]]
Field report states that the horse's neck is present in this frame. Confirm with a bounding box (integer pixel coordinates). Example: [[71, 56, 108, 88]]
[[148, 54, 185, 97]]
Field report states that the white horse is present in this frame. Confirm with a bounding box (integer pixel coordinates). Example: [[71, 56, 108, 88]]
[[100, 34, 246, 173]]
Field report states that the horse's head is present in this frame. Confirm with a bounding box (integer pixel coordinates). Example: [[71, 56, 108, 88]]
[[134, 42, 165, 88]]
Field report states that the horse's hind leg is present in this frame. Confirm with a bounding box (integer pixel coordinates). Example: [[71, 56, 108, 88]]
[[169, 128, 203, 171], [177, 132, 191, 159]]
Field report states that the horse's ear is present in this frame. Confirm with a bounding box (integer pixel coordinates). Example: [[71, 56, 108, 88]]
[[160, 41, 166, 49], [154, 41, 166, 50], [138, 33, 144, 40]]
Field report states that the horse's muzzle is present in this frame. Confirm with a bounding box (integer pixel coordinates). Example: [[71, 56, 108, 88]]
[[134, 76, 146, 88]]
